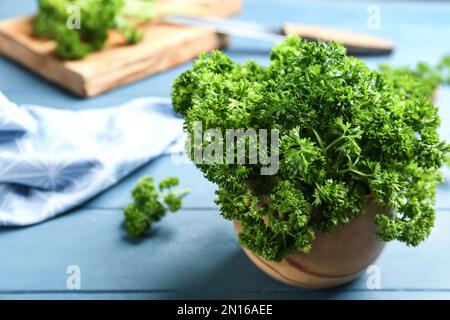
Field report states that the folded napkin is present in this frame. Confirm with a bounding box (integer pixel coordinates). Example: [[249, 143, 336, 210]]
[[0, 92, 184, 226]]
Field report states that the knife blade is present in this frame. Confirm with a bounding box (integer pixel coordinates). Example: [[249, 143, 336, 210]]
[[164, 15, 394, 55]]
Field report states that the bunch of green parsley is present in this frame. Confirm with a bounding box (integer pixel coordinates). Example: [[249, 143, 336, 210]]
[[172, 36, 450, 261], [33, 0, 163, 60]]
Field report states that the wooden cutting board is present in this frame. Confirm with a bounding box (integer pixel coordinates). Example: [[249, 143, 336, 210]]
[[0, 0, 242, 97]]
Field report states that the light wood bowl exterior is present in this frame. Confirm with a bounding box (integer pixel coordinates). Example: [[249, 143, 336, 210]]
[[234, 195, 392, 289]]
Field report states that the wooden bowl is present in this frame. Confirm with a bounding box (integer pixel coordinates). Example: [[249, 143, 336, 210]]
[[234, 195, 392, 289]]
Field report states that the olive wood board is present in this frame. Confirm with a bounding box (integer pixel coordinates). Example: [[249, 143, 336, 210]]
[[0, 0, 242, 97]]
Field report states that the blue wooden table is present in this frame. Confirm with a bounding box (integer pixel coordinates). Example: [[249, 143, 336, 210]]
[[1, 0, 450, 300]]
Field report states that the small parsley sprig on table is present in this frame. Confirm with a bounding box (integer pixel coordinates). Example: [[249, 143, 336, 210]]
[[124, 176, 189, 239], [172, 36, 449, 261], [378, 54, 450, 100]]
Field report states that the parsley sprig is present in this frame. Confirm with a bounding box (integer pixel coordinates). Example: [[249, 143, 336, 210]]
[[124, 176, 189, 239], [33, 0, 171, 60]]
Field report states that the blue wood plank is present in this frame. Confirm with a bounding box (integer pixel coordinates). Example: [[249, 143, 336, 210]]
[[0, 207, 449, 299], [84, 152, 450, 211], [84, 155, 218, 210], [1, 291, 450, 300]]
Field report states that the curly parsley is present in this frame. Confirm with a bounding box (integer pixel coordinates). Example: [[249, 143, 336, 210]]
[[124, 176, 189, 238], [172, 36, 449, 261], [33, 0, 167, 60]]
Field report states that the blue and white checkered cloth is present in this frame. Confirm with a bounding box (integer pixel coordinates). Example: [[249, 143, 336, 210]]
[[0, 92, 184, 226]]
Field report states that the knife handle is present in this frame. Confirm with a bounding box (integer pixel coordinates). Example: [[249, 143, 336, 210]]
[[283, 23, 394, 55]]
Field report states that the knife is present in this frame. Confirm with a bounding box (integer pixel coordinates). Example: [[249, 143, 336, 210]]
[[164, 15, 394, 55]]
